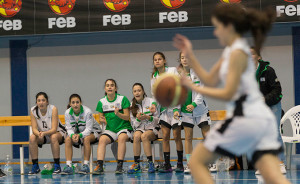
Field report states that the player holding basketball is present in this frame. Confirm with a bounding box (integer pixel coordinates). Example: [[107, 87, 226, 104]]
[[29, 92, 66, 175], [173, 3, 290, 184], [94, 79, 133, 174], [62, 94, 102, 175], [151, 52, 184, 173], [127, 83, 160, 174], [177, 52, 211, 174]]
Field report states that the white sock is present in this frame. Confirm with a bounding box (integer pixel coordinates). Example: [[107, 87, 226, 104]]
[[84, 160, 89, 165], [66, 161, 72, 167]]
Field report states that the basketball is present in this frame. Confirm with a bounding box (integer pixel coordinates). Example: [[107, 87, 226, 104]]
[[152, 73, 188, 107]]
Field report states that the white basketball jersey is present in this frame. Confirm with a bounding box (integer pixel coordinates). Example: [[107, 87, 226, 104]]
[[219, 38, 274, 119], [31, 104, 64, 132]]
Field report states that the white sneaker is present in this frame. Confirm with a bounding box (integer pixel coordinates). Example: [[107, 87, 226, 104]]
[[255, 169, 260, 175], [184, 166, 191, 174], [208, 164, 217, 172], [255, 163, 286, 175], [280, 163, 286, 174]]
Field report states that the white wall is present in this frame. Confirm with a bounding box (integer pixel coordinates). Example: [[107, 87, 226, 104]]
[[0, 48, 12, 159], [24, 35, 294, 159]]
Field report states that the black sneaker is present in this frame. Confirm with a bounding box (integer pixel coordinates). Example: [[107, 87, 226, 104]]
[[0, 169, 6, 178], [174, 162, 184, 173], [115, 162, 124, 174], [93, 164, 104, 175], [158, 163, 173, 173]]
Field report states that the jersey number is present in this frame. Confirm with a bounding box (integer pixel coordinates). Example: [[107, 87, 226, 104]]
[[42, 121, 48, 129]]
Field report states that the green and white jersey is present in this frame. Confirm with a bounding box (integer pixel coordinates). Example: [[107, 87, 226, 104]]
[[96, 94, 133, 133], [130, 97, 159, 131], [65, 105, 101, 138], [178, 69, 209, 117]]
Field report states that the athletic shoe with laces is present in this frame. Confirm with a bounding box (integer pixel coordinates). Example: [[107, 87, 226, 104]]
[[28, 164, 41, 175], [93, 164, 104, 175], [53, 163, 61, 174], [77, 164, 90, 174], [0, 169, 6, 178], [184, 165, 191, 174], [174, 162, 184, 173], [280, 163, 287, 174], [208, 164, 217, 172], [61, 165, 74, 175], [158, 163, 172, 173], [255, 163, 286, 175], [127, 163, 141, 174], [115, 162, 124, 174], [148, 161, 155, 173]]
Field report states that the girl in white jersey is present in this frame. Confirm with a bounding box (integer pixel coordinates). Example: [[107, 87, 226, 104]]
[[177, 52, 211, 174], [173, 3, 290, 184], [29, 92, 66, 175], [62, 94, 102, 175], [150, 52, 184, 173], [127, 83, 160, 174]]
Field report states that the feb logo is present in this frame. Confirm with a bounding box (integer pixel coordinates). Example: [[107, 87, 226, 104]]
[[0, 0, 22, 18], [220, 0, 241, 3], [103, 0, 130, 12], [48, 0, 76, 16], [160, 0, 185, 9]]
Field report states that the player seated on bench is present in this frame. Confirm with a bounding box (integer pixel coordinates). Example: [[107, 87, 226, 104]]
[[94, 79, 133, 175], [62, 94, 102, 175], [29, 92, 66, 175], [127, 83, 160, 174]]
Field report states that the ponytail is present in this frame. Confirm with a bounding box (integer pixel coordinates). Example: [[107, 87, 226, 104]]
[[131, 98, 139, 118], [212, 3, 275, 54], [34, 106, 40, 119], [246, 7, 275, 54]]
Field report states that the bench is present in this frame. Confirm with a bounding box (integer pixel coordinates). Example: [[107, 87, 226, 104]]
[[0, 114, 101, 174], [0, 110, 249, 174]]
